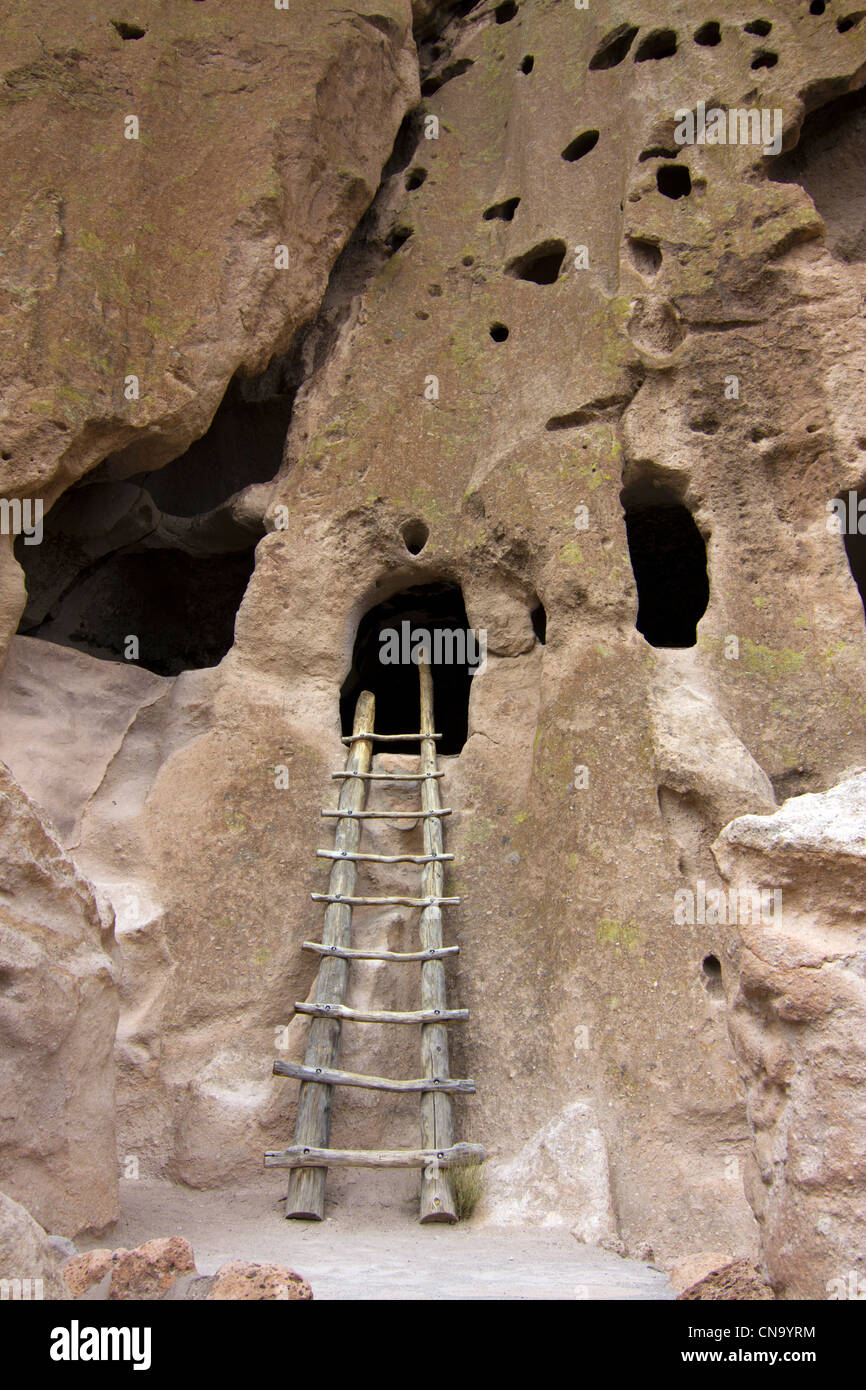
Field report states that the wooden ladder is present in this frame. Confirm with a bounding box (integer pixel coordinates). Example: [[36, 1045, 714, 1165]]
[[265, 658, 483, 1222]]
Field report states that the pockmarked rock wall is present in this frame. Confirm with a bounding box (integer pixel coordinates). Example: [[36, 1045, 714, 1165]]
[[0, 0, 865, 1287]]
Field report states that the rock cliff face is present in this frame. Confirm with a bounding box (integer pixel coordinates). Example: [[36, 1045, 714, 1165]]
[[1, 0, 865, 1292]]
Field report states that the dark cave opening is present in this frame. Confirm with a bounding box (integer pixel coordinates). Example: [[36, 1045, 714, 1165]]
[[561, 129, 599, 163], [770, 84, 866, 263], [589, 24, 639, 70], [621, 485, 710, 647], [505, 239, 566, 284], [12, 351, 300, 674], [694, 21, 722, 46], [132, 356, 299, 515], [18, 548, 256, 677], [657, 163, 692, 199], [531, 600, 547, 644], [702, 954, 723, 997], [340, 584, 479, 754], [635, 28, 678, 61], [483, 196, 520, 222], [838, 491, 866, 619]]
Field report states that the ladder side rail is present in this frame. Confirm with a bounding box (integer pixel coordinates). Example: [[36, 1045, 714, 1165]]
[[284, 690, 376, 1220], [417, 659, 458, 1223]]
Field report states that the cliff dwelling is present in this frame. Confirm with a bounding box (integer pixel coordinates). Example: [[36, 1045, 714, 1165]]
[[0, 0, 865, 1320]]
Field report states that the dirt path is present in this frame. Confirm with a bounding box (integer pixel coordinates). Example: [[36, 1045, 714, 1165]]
[[100, 1179, 674, 1301]]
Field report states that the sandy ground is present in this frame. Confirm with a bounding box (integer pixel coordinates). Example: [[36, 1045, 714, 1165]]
[[86, 1179, 675, 1300]]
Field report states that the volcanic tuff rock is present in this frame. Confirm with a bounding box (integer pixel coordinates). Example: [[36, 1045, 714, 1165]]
[[713, 774, 866, 1299], [0, 762, 119, 1235], [0, 0, 865, 1295], [0, 1189, 68, 1299]]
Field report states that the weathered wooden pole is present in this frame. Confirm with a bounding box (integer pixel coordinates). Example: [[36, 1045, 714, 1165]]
[[417, 658, 458, 1223], [285, 689, 375, 1220]]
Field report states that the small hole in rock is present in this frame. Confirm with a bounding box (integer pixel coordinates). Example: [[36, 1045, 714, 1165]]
[[483, 195, 520, 221], [112, 20, 146, 39], [810, 0, 826, 11], [402, 519, 430, 555], [744, 18, 772, 35], [406, 167, 428, 191], [385, 225, 413, 255], [504, 238, 566, 284], [838, 12, 866, 32], [639, 145, 679, 161], [495, 0, 518, 22], [621, 482, 710, 647], [657, 163, 692, 199], [530, 601, 547, 644], [635, 28, 678, 61], [341, 583, 478, 754], [694, 20, 721, 45], [420, 57, 474, 97], [462, 254, 474, 266], [589, 23, 639, 69], [489, 322, 509, 341], [520, 54, 534, 73], [702, 955, 723, 996], [690, 416, 719, 435], [561, 129, 599, 162], [626, 236, 662, 276], [751, 49, 778, 68]]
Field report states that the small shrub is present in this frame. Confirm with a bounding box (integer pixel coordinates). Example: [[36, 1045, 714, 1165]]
[[450, 1163, 484, 1221]]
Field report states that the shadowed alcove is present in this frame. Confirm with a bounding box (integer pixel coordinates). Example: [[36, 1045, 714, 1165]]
[[839, 490, 866, 619], [621, 483, 709, 647], [340, 583, 479, 753]]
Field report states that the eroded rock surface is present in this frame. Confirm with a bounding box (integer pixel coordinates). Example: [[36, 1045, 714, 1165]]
[[0, 0, 864, 1294], [0, 764, 119, 1236], [0, 1189, 68, 1299], [713, 773, 866, 1299]]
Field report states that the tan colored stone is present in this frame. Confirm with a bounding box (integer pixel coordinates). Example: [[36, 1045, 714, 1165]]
[[0, 1190, 67, 1299], [677, 1258, 775, 1302], [206, 1260, 312, 1301], [62, 1247, 120, 1298], [667, 1250, 738, 1296], [0, 764, 119, 1236], [108, 1236, 196, 1301]]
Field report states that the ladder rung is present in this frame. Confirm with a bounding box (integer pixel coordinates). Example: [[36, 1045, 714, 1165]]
[[303, 941, 459, 962], [342, 732, 442, 744], [317, 850, 453, 864], [320, 808, 452, 819], [294, 1001, 468, 1025], [265, 1142, 486, 1170], [273, 1060, 475, 1093], [311, 893, 460, 908], [331, 771, 444, 781]]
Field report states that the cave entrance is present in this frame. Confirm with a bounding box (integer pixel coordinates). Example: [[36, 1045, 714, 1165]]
[[340, 583, 479, 754], [837, 488, 866, 619], [621, 484, 709, 647]]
